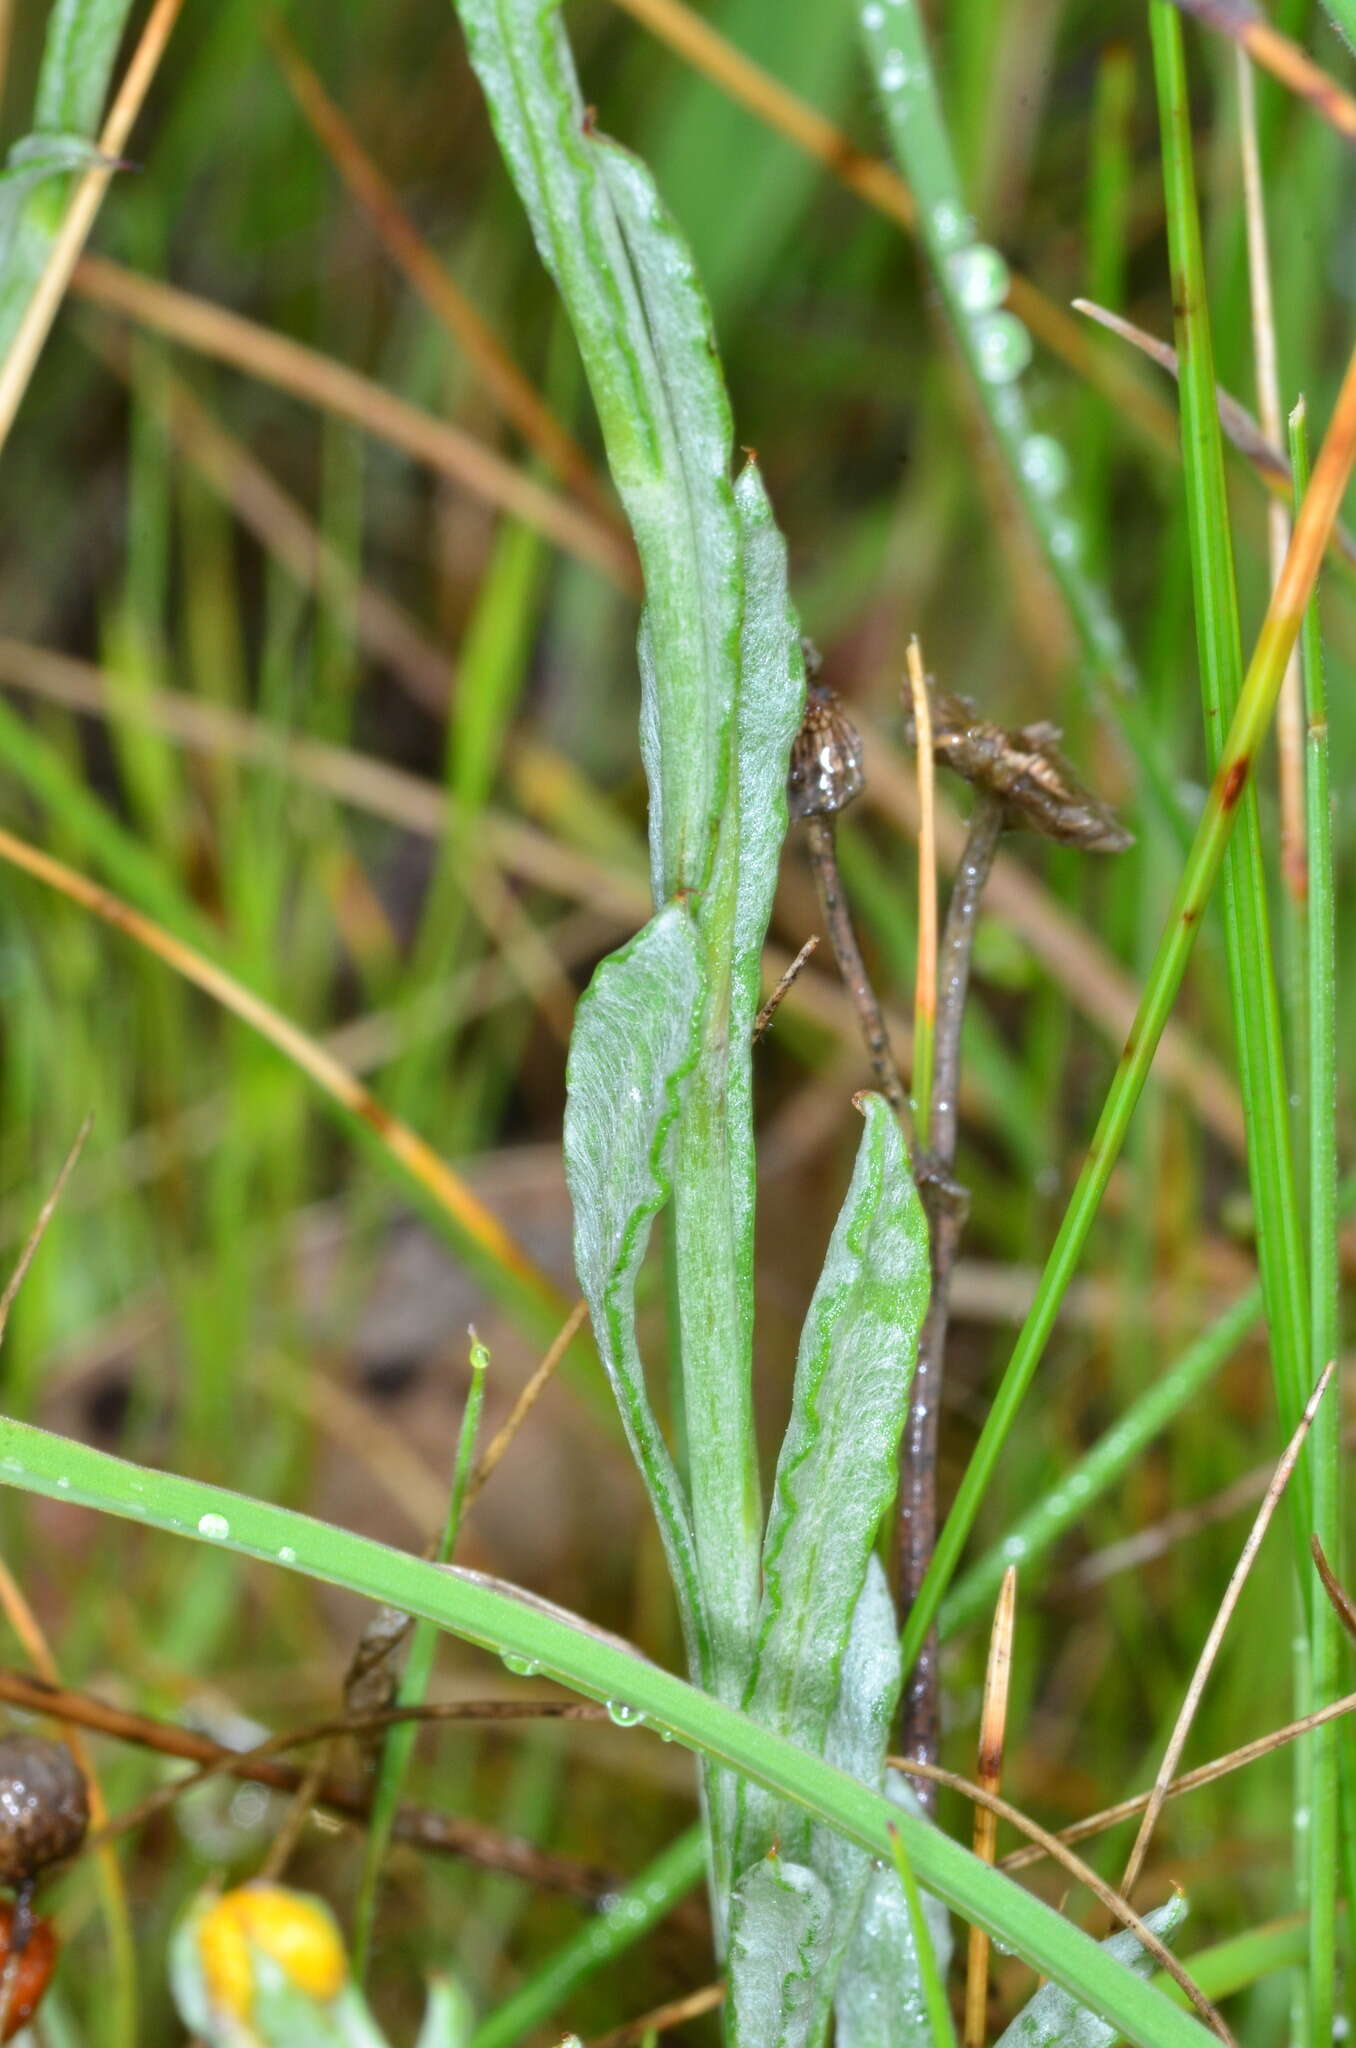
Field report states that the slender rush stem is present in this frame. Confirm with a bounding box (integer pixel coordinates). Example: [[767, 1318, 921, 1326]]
[[804, 814, 911, 1131], [896, 793, 1003, 1797], [900, 334, 1356, 1677]]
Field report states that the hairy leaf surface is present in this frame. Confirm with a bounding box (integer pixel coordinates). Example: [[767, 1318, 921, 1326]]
[[563, 905, 707, 1672], [834, 1773, 954, 2048], [728, 1856, 835, 2048]]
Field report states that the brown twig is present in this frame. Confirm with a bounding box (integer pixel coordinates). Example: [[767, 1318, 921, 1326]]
[[752, 934, 820, 1043], [589, 1979, 727, 2047], [0, 1669, 617, 1900], [1310, 1534, 1356, 1644], [465, 1297, 591, 1510], [885, 1758, 1230, 2040], [1001, 1685, 1356, 1873], [1118, 1362, 1335, 1900], [964, 1567, 1016, 2048]]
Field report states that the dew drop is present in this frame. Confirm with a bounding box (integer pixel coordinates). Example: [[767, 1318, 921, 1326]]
[[503, 1653, 541, 1678], [660, 1728, 675, 1743], [55, 1476, 70, 1490], [198, 1511, 230, 1541], [1050, 521, 1079, 561], [1019, 433, 1071, 496], [861, 2, 885, 26], [605, 1700, 646, 1728], [974, 312, 1032, 384], [880, 52, 910, 91], [1001, 1535, 1028, 1562], [278, 1545, 297, 1565], [949, 242, 1009, 315], [930, 201, 972, 252]]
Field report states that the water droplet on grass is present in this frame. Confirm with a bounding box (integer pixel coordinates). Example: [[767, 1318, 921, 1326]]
[[278, 1545, 297, 1565], [950, 242, 1009, 314], [606, 1701, 645, 1727], [931, 201, 971, 251], [861, 2, 885, 26], [503, 1653, 540, 1677], [1019, 433, 1071, 496], [974, 312, 1032, 384], [198, 1512, 230, 1540]]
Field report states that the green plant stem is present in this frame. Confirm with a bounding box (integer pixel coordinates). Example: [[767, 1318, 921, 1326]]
[[468, 1824, 706, 2048], [1150, 3, 1311, 1528], [1292, 400, 1342, 2048], [352, 1337, 490, 1978], [900, 334, 1356, 1680], [0, 1415, 1220, 2048], [887, 1823, 958, 2048]]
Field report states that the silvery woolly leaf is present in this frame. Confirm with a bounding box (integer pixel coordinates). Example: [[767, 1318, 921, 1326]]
[[737, 1097, 928, 1867], [455, 0, 739, 905], [563, 905, 708, 1674], [834, 1773, 953, 2048], [728, 1855, 835, 2048], [0, 133, 109, 269], [993, 1895, 1189, 2048]]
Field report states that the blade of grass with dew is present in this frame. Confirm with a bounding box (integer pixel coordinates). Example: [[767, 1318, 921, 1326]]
[[995, 1898, 1189, 2048], [855, 1, 1185, 844], [352, 1337, 490, 1979], [467, 1825, 706, 2048], [1291, 398, 1343, 2048], [899, 336, 1356, 1678], [0, 1419, 1225, 2048]]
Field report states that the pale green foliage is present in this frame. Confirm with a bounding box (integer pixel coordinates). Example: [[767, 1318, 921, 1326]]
[[728, 1856, 835, 2048], [35, 0, 134, 133], [994, 1896, 1189, 2048]]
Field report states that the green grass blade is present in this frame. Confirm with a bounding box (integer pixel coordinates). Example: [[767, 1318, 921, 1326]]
[[0, 1418, 1222, 2048], [1150, 0, 1310, 1484], [886, 1815, 959, 2048], [856, 0, 1184, 841], [1291, 398, 1342, 2048], [995, 1897, 1188, 2048], [900, 341, 1356, 1675], [352, 1338, 491, 1979], [34, 0, 136, 133], [836, 1777, 952, 2048]]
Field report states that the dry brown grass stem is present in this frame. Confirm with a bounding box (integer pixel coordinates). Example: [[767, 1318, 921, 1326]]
[[1169, 0, 1356, 145], [1002, 1685, 1356, 1874], [0, 1118, 90, 1345], [589, 1980, 727, 2047], [905, 638, 937, 1136], [1118, 1361, 1336, 1900], [964, 1565, 1017, 2048], [0, 0, 186, 453], [71, 253, 640, 591]]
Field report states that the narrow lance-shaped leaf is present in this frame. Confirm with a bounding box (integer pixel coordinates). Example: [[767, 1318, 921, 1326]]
[[728, 1856, 835, 2048], [454, 0, 739, 902], [34, 0, 136, 135], [994, 1895, 1188, 2048], [834, 1773, 954, 2048], [737, 1094, 929, 1869], [562, 905, 709, 1677]]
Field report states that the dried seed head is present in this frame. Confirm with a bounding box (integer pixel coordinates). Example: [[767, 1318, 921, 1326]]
[[907, 685, 1132, 852], [0, 1738, 88, 1887], [788, 685, 865, 820]]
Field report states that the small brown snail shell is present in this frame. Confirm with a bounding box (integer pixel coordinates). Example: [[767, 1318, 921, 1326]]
[[0, 1738, 89, 1887]]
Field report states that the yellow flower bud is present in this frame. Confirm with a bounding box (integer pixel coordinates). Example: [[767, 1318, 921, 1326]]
[[197, 1885, 348, 2018]]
